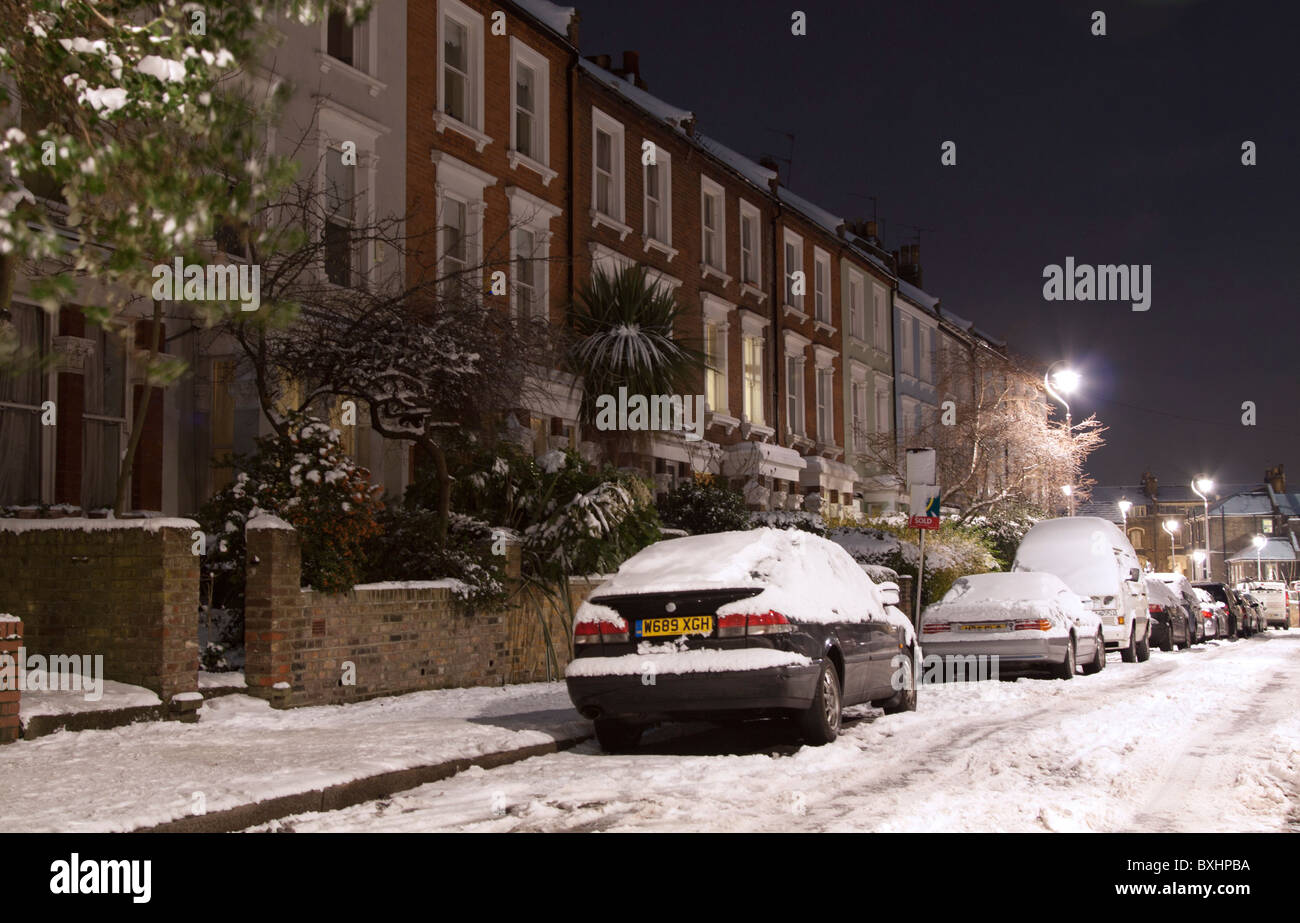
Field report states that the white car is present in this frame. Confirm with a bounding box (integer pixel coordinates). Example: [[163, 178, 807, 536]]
[[921, 572, 1105, 679], [1012, 517, 1151, 662]]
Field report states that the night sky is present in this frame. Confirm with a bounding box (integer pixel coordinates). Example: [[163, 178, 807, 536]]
[[579, 0, 1300, 489]]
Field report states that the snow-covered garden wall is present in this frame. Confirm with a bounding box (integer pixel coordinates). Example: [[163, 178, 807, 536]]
[[0, 520, 200, 703], [243, 522, 605, 708]]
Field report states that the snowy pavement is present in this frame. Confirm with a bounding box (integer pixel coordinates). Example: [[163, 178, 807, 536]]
[[0, 683, 587, 832], [255, 631, 1300, 833]]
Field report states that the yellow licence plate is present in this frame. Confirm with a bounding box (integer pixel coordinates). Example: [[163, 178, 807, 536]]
[[635, 616, 714, 638], [958, 622, 1008, 632]]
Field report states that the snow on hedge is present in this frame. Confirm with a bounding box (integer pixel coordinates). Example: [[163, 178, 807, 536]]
[[575, 528, 914, 642], [565, 646, 811, 678]]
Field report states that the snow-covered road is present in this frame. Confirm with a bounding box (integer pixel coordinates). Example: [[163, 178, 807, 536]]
[[257, 630, 1300, 832]]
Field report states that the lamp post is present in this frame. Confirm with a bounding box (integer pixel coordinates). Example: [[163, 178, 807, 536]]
[[1044, 363, 1079, 516], [1253, 534, 1267, 581], [1118, 498, 1132, 534], [1191, 477, 1213, 580], [1191, 549, 1206, 579], [1163, 519, 1180, 573], [1061, 484, 1073, 515]]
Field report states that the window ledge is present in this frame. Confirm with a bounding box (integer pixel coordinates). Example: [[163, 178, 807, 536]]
[[643, 236, 678, 262], [590, 210, 632, 241], [507, 149, 557, 186], [848, 334, 869, 350], [701, 263, 732, 287], [433, 110, 494, 152], [317, 52, 387, 97], [707, 411, 740, 435], [740, 282, 767, 303], [815, 320, 838, 337], [782, 303, 807, 321], [788, 432, 815, 452], [815, 441, 844, 460], [740, 419, 775, 442]]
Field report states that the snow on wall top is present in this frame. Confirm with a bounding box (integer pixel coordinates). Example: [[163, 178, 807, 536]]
[[579, 528, 913, 641], [0, 517, 199, 533], [695, 133, 778, 190], [513, 0, 576, 38], [777, 186, 844, 239], [0, 613, 18, 622], [245, 513, 295, 531], [897, 279, 940, 311]]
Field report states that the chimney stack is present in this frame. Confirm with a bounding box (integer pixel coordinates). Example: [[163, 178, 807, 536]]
[[613, 50, 647, 89], [898, 243, 922, 288], [1142, 471, 1158, 499], [1266, 464, 1286, 493]]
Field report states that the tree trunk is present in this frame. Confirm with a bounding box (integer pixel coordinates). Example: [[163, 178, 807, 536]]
[[419, 435, 451, 545], [112, 300, 163, 517], [0, 252, 15, 318]]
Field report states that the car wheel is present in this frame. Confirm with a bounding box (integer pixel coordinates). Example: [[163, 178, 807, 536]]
[[1053, 637, 1077, 680], [1120, 625, 1138, 663], [593, 719, 643, 753], [1082, 631, 1106, 675], [882, 646, 918, 714], [1136, 628, 1151, 662], [1158, 626, 1173, 653], [800, 660, 842, 745]]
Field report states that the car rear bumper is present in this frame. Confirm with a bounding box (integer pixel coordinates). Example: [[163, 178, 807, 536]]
[[921, 635, 1069, 670], [565, 661, 823, 721]]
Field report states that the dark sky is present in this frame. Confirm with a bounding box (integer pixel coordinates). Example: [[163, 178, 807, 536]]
[[578, 0, 1300, 489]]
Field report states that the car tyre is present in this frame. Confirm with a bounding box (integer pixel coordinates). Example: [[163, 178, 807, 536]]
[[593, 719, 643, 753], [1136, 628, 1151, 662], [1053, 637, 1077, 680], [882, 646, 918, 714], [800, 660, 842, 745], [1120, 625, 1138, 663], [1082, 631, 1106, 675]]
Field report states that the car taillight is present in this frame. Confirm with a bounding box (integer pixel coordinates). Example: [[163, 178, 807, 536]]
[[1202, 609, 1213, 619], [574, 618, 629, 644], [1148, 605, 1161, 615], [922, 621, 950, 634], [717, 611, 793, 637], [1013, 619, 1052, 631]]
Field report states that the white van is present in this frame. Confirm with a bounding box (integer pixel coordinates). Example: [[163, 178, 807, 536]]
[[1245, 581, 1288, 629], [1012, 516, 1151, 662]]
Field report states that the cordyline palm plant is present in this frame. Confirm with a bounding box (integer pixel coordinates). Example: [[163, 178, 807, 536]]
[[567, 264, 708, 439]]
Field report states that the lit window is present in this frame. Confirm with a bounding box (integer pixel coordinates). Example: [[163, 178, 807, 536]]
[[743, 335, 764, 424]]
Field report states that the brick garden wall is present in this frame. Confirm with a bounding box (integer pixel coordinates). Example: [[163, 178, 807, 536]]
[[244, 520, 603, 708], [0, 616, 21, 744], [0, 520, 200, 702]]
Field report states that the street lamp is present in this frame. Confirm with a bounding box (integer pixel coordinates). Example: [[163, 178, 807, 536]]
[[1163, 519, 1180, 572], [1191, 549, 1206, 578], [1191, 477, 1214, 580], [1253, 534, 1267, 581], [1044, 362, 1079, 516], [1061, 484, 1073, 515], [1118, 498, 1132, 532]]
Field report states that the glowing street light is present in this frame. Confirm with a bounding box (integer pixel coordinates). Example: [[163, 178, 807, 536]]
[[1253, 534, 1267, 581], [1163, 519, 1180, 571], [1191, 477, 1214, 580], [1045, 362, 1079, 516], [1118, 498, 1132, 531]]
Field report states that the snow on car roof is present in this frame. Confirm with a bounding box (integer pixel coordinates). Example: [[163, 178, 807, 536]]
[[1143, 575, 1182, 607], [584, 528, 911, 638], [1012, 517, 1135, 596]]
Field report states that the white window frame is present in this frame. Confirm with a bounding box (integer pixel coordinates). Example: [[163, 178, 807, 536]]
[[847, 268, 866, 342], [509, 38, 550, 171], [783, 229, 805, 314], [507, 185, 561, 321], [813, 247, 832, 325], [0, 299, 56, 504], [919, 322, 935, 382], [642, 144, 672, 250], [874, 374, 892, 436], [590, 107, 629, 237], [739, 199, 761, 288], [702, 293, 732, 415], [813, 345, 836, 446], [783, 330, 811, 437], [898, 311, 914, 376], [432, 150, 497, 294], [317, 103, 383, 290], [436, 0, 490, 149], [872, 284, 887, 349], [700, 176, 726, 275]]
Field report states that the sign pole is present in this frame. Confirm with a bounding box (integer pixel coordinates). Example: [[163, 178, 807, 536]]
[[914, 527, 926, 634]]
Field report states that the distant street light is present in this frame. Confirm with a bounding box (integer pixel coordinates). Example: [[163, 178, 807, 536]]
[[1191, 549, 1206, 577], [1118, 498, 1132, 532], [1045, 362, 1079, 516], [1253, 534, 1267, 581], [1163, 519, 1180, 571], [1191, 477, 1214, 580]]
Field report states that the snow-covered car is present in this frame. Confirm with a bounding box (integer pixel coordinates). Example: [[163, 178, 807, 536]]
[[1239, 581, 1287, 629], [1012, 516, 1151, 662], [1236, 590, 1265, 635], [1152, 572, 1205, 645], [1193, 588, 1226, 639], [1143, 574, 1191, 651], [564, 528, 918, 751], [920, 572, 1104, 679]]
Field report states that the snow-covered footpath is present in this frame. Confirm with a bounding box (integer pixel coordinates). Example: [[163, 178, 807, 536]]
[[0, 683, 587, 832], [258, 631, 1300, 833]]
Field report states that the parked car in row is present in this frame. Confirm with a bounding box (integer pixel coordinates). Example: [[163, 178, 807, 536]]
[[1236, 590, 1266, 635], [920, 572, 1105, 679], [1239, 581, 1288, 629], [1193, 582, 1244, 639], [1152, 572, 1206, 645], [1193, 587, 1226, 639], [565, 528, 919, 751], [1144, 574, 1192, 651], [1012, 516, 1151, 662]]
